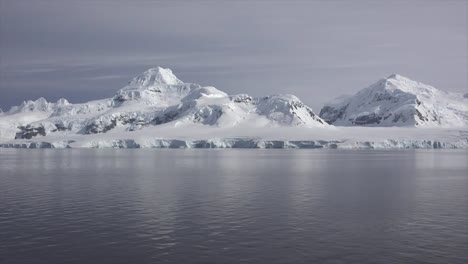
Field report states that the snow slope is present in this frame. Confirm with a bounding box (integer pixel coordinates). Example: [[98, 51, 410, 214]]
[[0, 97, 70, 142], [319, 74, 468, 127]]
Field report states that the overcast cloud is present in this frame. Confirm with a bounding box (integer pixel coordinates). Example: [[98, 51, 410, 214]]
[[0, 0, 467, 111]]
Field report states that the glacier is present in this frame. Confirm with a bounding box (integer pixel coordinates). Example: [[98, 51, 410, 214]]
[[1, 127, 467, 149], [1, 67, 467, 149]]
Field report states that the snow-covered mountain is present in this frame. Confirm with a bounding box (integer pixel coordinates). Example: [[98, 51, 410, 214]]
[[319, 74, 468, 127], [1, 68, 467, 149], [0, 67, 327, 142]]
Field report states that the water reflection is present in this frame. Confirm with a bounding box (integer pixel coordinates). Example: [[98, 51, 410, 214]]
[[0, 149, 467, 264]]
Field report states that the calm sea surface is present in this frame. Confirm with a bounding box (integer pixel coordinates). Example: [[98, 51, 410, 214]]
[[0, 149, 467, 264]]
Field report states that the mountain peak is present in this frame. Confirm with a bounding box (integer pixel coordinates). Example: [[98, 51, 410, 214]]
[[380, 74, 438, 95], [56, 98, 70, 105], [386, 73, 407, 80], [383, 74, 418, 86], [129, 67, 183, 87]]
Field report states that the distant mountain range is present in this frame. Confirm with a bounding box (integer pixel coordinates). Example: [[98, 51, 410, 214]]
[[1, 67, 467, 149]]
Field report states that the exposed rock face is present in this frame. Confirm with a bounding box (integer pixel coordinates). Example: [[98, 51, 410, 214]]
[[319, 105, 348, 125], [320, 74, 468, 127], [231, 94, 254, 104], [14, 121, 70, 139], [15, 125, 47, 139]]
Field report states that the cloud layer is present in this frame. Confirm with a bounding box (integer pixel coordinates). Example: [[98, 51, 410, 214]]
[[1, 0, 467, 110]]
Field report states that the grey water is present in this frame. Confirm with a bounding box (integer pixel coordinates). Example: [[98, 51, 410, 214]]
[[0, 149, 467, 264]]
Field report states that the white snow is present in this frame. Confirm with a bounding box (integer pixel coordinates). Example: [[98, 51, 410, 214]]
[[7, 97, 70, 114], [320, 74, 468, 127], [0, 112, 51, 142], [129, 67, 183, 86], [1, 126, 466, 149], [1, 68, 467, 149]]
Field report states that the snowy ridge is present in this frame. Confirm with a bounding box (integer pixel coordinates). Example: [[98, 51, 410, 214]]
[[7, 97, 70, 114], [319, 74, 468, 127]]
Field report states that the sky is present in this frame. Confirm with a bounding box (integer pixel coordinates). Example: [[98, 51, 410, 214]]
[[0, 0, 467, 111]]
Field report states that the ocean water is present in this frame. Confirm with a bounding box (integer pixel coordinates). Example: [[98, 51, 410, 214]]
[[0, 149, 467, 264]]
